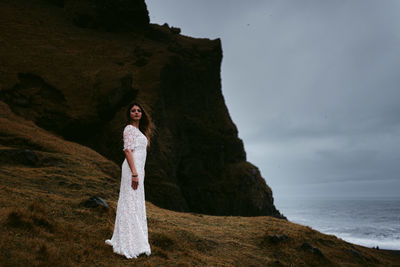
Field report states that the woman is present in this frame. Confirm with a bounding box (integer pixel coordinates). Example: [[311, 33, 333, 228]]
[[105, 101, 154, 259]]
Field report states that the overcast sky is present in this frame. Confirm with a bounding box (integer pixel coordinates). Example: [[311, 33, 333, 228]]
[[146, 0, 400, 201]]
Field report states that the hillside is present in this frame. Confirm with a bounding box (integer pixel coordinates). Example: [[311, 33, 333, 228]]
[[1, 104, 399, 266]]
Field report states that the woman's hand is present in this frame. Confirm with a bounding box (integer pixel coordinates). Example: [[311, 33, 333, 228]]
[[131, 175, 139, 190]]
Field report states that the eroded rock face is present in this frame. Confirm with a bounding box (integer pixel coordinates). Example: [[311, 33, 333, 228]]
[[0, 0, 283, 217], [0, 73, 69, 133]]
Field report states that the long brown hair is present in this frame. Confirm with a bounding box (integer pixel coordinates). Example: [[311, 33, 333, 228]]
[[126, 101, 155, 147]]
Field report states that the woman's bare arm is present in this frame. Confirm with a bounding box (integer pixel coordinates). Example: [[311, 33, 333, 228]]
[[124, 149, 139, 190]]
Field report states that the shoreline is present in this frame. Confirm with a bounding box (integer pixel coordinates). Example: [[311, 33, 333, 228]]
[[277, 197, 400, 257]]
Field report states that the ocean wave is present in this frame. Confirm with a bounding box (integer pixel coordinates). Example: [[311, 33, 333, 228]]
[[278, 197, 400, 250]]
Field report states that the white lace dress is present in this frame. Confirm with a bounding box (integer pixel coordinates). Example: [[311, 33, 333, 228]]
[[105, 124, 151, 259]]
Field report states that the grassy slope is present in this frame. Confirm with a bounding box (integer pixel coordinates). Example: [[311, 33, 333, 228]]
[[1, 103, 400, 267]]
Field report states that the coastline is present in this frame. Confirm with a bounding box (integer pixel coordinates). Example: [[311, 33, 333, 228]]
[[276, 196, 400, 252]]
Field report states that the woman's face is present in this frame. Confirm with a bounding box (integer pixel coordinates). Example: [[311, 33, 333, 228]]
[[130, 105, 142, 122]]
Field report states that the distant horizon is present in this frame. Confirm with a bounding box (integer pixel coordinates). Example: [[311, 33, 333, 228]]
[[276, 194, 400, 200]]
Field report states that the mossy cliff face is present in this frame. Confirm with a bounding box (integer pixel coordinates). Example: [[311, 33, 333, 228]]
[[0, 0, 282, 217]]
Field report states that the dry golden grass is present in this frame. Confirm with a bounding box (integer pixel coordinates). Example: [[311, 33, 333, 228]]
[[1, 104, 400, 266]]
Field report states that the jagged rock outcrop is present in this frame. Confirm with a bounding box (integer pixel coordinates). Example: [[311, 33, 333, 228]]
[[0, 0, 283, 217]]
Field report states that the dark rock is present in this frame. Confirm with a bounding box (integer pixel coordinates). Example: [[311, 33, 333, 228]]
[[301, 242, 325, 258], [83, 196, 108, 209], [269, 235, 280, 243], [269, 234, 289, 243], [279, 234, 289, 240], [348, 249, 362, 259], [170, 27, 181, 34], [312, 247, 325, 258], [145, 24, 172, 42]]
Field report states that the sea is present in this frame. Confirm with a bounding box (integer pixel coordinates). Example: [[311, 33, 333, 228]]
[[275, 196, 400, 250]]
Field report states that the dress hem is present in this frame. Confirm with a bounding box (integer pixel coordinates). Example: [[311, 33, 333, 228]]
[[105, 239, 151, 259]]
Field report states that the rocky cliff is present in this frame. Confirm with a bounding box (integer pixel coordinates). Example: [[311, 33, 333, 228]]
[[0, 0, 283, 217]]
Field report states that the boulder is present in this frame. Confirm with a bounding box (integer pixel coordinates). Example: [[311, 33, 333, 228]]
[[83, 196, 109, 209]]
